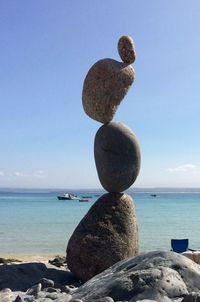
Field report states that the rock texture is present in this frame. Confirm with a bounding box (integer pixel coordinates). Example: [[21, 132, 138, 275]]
[[0, 262, 77, 292], [72, 251, 200, 302], [94, 122, 141, 192], [67, 35, 140, 287], [118, 35, 136, 64], [181, 292, 200, 301], [66, 193, 139, 282], [82, 58, 134, 123], [0, 261, 80, 302]]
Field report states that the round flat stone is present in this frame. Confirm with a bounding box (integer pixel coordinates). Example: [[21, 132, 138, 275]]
[[94, 122, 141, 192]]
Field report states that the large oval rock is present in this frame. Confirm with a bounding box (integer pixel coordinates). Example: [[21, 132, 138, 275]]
[[66, 193, 139, 282], [82, 58, 134, 123], [94, 122, 141, 193]]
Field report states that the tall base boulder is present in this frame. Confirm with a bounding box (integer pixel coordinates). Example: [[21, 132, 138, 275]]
[[66, 193, 139, 282]]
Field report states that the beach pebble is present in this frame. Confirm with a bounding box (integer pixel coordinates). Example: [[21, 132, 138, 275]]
[[14, 295, 24, 302], [67, 192, 138, 282], [45, 288, 60, 294], [54, 293, 72, 302], [71, 299, 83, 302], [93, 297, 114, 302], [45, 292, 58, 299], [14, 296, 24, 302], [118, 36, 136, 64], [0, 288, 13, 302], [136, 300, 158, 302], [48, 257, 66, 268], [26, 283, 42, 298], [24, 297, 34, 302], [35, 299, 53, 302], [94, 122, 141, 192], [1, 298, 12, 302], [135, 300, 158, 302], [181, 292, 200, 301], [82, 58, 134, 123], [63, 285, 77, 294], [39, 279, 54, 290]]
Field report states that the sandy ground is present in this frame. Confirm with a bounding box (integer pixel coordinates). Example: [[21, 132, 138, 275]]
[[0, 254, 65, 264]]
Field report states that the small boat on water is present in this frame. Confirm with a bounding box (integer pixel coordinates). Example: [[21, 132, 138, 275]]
[[150, 194, 157, 197], [79, 199, 90, 202], [57, 193, 78, 200], [81, 196, 92, 198]]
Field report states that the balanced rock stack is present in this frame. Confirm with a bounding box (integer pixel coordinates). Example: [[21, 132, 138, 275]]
[[67, 36, 141, 282]]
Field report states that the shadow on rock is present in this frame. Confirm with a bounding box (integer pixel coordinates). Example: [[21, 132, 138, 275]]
[[0, 262, 79, 291]]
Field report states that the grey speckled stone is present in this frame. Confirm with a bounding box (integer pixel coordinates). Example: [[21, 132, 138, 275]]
[[72, 251, 200, 302], [118, 36, 136, 64], [82, 58, 134, 123], [94, 122, 141, 193], [67, 193, 138, 282]]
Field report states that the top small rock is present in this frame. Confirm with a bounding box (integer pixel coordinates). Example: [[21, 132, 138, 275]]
[[118, 36, 136, 64]]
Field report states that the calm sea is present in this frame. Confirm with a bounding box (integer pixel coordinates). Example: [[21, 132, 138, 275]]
[[0, 189, 200, 256]]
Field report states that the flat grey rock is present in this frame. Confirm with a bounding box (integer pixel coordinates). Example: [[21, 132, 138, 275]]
[[67, 193, 138, 282], [0, 262, 77, 292], [72, 251, 200, 302], [94, 122, 141, 192]]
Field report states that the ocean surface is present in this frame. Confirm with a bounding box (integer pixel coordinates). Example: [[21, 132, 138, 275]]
[[0, 189, 200, 256]]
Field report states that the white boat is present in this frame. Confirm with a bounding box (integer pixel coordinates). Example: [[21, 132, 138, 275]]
[[57, 193, 78, 200]]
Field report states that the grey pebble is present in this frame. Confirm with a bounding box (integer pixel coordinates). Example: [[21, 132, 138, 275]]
[[136, 300, 158, 302], [0, 288, 12, 294], [24, 297, 34, 302], [44, 288, 60, 294], [39, 278, 54, 290], [26, 283, 42, 298], [35, 298, 53, 302], [2, 297, 13, 302], [63, 285, 77, 294], [94, 297, 114, 302], [45, 292, 58, 300], [54, 293, 72, 302], [14, 296, 24, 302]]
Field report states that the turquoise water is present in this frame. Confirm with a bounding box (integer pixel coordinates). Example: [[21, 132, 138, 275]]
[[0, 190, 200, 256]]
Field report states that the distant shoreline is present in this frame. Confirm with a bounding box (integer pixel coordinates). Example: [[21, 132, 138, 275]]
[[0, 187, 200, 194], [0, 254, 61, 263]]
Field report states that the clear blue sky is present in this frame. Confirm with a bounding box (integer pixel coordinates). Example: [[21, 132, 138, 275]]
[[0, 1, 200, 189]]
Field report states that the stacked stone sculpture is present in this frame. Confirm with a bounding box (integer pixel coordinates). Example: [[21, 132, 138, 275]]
[[67, 36, 141, 282]]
